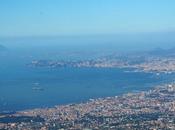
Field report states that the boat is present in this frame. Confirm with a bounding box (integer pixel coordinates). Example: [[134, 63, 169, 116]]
[[32, 87, 44, 91]]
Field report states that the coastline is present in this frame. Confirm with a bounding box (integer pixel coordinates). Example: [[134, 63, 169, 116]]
[[1, 83, 175, 129]]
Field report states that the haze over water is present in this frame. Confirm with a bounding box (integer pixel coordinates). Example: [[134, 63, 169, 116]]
[[1, 0, 175, 112], [1, 38, 175, 112]]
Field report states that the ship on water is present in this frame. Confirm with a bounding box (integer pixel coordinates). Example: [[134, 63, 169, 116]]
[[32, 83, 44, 91]]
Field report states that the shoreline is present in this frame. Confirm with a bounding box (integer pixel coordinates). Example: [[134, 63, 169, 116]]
[[1, 62, 175, 129], [0, 82, 163, 113], [0, 78, 173, 113], [1, 83, 175, 129]]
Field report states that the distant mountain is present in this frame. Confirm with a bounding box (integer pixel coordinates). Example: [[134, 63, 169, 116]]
[[148, 47, 175, 57], [0, 45, 6, 51]]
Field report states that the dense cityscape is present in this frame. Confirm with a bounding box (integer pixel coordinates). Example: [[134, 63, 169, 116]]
[[0, 83, 175, 130], [28, 50, 175, 73], [1, 0, 175, 130], [1, 46, 175, 130]]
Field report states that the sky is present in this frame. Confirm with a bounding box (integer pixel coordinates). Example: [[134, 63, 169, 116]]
[[0, 0, 175, 37]]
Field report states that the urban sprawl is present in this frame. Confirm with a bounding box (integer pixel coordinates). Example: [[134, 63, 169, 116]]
[[0, 84, 175, 130]]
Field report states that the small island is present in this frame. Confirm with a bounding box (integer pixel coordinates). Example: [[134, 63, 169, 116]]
[[28, 48, 175, 74]]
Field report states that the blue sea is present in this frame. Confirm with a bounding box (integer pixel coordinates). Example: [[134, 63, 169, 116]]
[[0, 39, 175, 112], [1, 62, 175, 112]]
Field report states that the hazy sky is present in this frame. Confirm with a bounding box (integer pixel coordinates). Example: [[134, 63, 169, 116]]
[[0, 0, 175, 37]]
